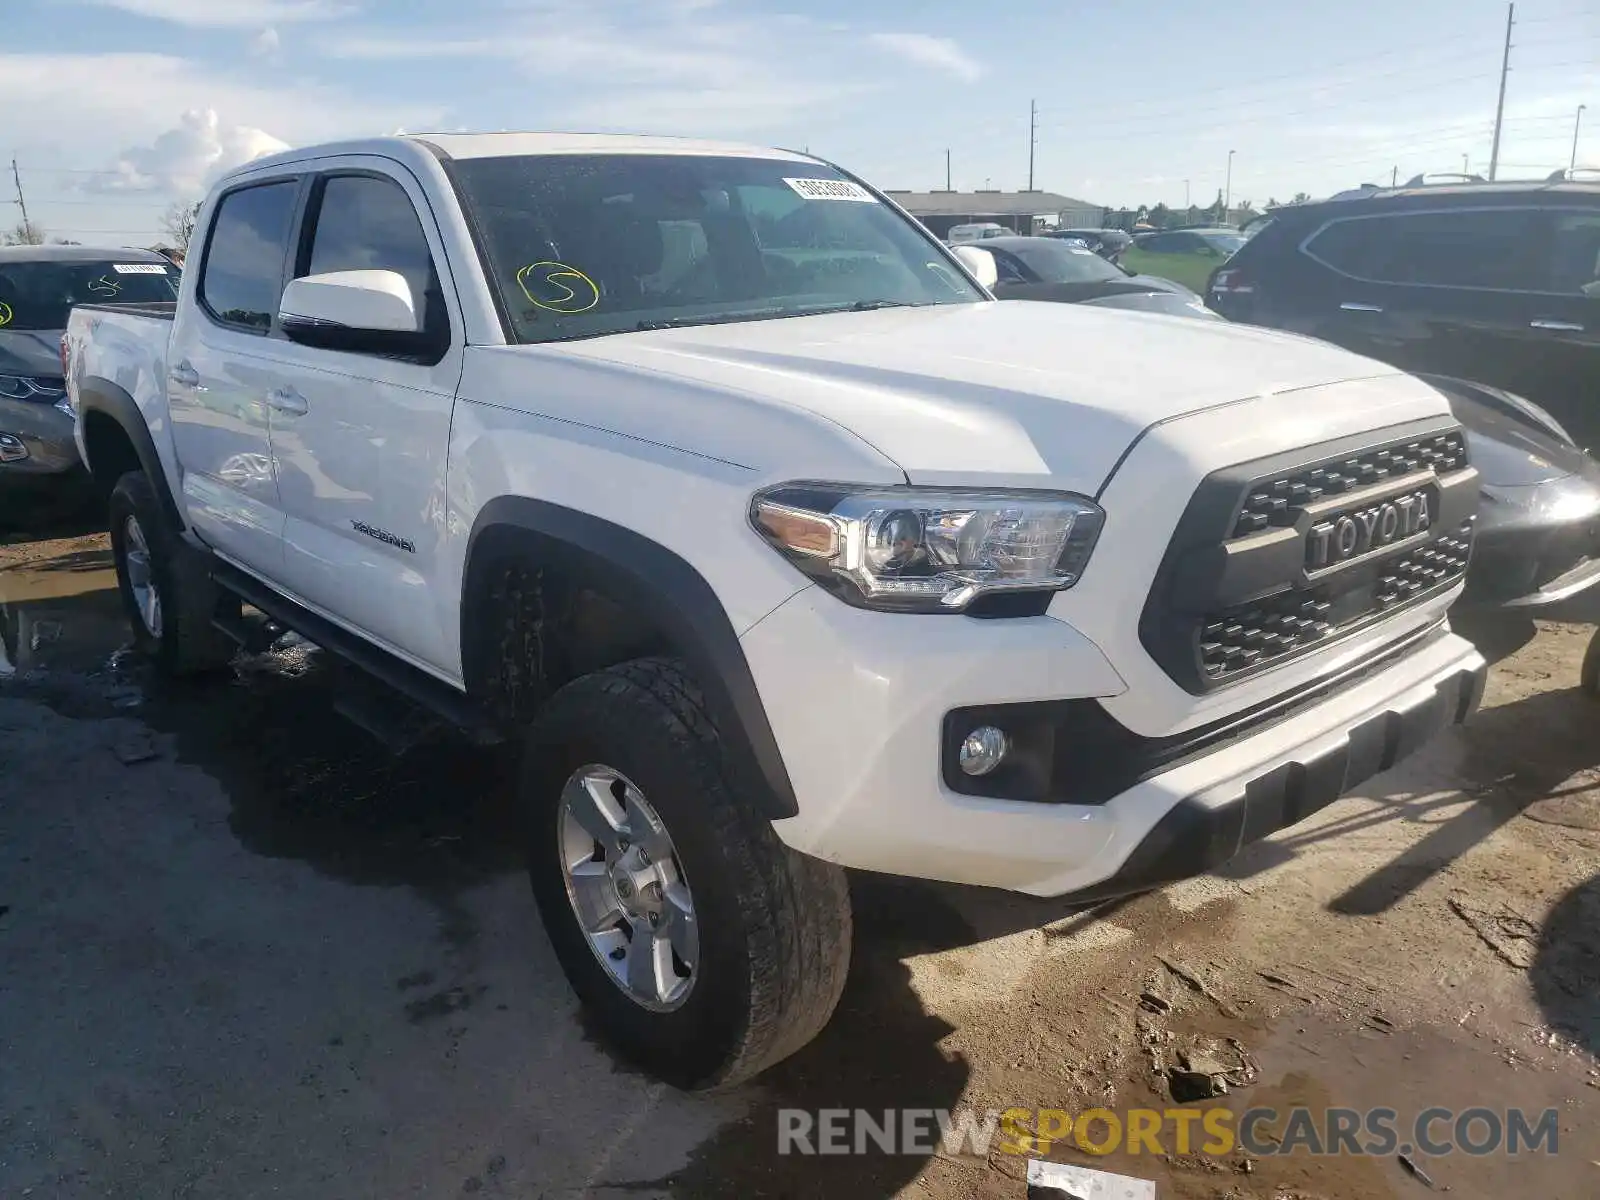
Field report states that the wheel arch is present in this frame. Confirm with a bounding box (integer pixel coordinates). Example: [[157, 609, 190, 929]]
[[77, 376, 185, 531], [462, 496, 799, 820]]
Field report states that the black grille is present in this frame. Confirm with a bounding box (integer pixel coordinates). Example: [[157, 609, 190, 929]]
[[1200, 526, 1473, 680], [1140, 418, 1480, 694], [1232, 431, 1469, 537]]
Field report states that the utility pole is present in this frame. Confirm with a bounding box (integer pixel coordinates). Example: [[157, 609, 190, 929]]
[[1027, 99, 1037, 190], [1224, 149, 1235, 220], [9, 158, 28, 228], [1488, 3, 1514, 181], [1391, 166, 1398, 186], [1463, 153, 1470, 174], [1183, 179, 1190, 208], [945, 148, 952, 191], [1573, 105, 1587, 174]]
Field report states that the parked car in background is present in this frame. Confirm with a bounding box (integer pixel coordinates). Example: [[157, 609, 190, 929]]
[[0, 246, 179, 485], [1046, 228, 1134, 263], [1123, 228, 1246, 291], [1205, 177, 1600, 449], [1421, 374, 1600, 609], [946, 222, 1012, 242], [981, 236, 1215, 318]]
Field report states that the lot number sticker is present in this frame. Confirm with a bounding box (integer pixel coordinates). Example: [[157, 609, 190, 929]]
[[783, 177, 877, 203], [112, 263, 169, 274]]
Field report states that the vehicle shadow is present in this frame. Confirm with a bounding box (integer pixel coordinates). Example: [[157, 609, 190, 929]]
[[1531, 871, 1600, 1059], [659, 874, 973, 1196], [1321, 680, 1600, 915], [0, 478, 104, 543], [10, 626, 974, 1196]]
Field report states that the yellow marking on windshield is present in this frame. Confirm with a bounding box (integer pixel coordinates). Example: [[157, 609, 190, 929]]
[[516, 261, 600, 314], [0, 301, 10, 326]]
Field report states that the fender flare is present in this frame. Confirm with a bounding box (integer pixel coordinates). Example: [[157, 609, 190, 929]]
[[76, 376, 186, 531], [463, 497, 799, 820]]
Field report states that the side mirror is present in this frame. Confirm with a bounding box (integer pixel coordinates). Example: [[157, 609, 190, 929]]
[[279, 269, 434, 357], [951, 245, 998, 290]]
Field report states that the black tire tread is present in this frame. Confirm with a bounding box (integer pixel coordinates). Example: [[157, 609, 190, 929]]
[[109, 471, 233, 676], [529, 656, 850, 1088]]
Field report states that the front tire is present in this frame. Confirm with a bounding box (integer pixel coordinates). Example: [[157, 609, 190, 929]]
[[108, 471, 233, 676], [523, 657, 851, 1089]]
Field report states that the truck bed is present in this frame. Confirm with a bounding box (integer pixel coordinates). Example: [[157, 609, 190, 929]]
[[74, 300, 176, 321]]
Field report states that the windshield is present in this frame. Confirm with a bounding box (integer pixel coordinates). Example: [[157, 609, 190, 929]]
[[450, 154, 983, 343], [0, 259, 179, 331], [1005, 239, 1125, 283]]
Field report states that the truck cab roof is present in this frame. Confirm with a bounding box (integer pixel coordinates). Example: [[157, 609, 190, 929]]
[[224, 131, 823, 185]]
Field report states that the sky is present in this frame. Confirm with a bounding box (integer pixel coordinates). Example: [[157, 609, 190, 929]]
[[1, 0, 1595, 244]]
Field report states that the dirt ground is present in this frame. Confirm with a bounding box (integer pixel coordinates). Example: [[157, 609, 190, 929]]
[[2, 504, 1598, 1200]]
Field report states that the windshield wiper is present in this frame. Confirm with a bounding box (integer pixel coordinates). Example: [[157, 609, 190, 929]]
[[635, 308, 792, 331], [849, 299, 922, 311]]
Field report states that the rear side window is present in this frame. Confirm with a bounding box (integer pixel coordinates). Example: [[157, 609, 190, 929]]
[[1305, 209, 1544, 290], [1545, 212, 1600, 296], [301, 174, 442, 334], [200, 181, 298, 331]]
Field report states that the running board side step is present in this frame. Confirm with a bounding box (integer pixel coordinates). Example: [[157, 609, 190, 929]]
[[208, 560, 504, 746]]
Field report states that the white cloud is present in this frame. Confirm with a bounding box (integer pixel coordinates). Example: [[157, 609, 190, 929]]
[[90, 108, 290, 193], [319, 3, 883, 136], [0, 51, 441, 151], [867, 33, 983, 83], [73, 0, 352, 27], [249, 26, 281, 57]]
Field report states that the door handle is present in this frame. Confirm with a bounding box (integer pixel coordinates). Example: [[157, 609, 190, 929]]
[[1530, 319, 1584, 332], [1340, 302, 1384, 313], [266, 386, 309, 416], [169, 361, 200, 387]]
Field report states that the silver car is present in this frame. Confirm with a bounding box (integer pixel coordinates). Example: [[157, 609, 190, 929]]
[[0, 245, 179, 478]]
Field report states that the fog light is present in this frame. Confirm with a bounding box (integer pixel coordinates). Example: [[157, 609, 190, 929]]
[[958, 725, 1009, 776], [0, 433, 28, 463]]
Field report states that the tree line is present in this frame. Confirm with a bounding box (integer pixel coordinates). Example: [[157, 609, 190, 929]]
[[1100, 192, 1314, 231]]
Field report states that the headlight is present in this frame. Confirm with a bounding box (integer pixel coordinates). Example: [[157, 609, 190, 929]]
[[0, 375, 67, 403], [750, 483, 1104, 613]]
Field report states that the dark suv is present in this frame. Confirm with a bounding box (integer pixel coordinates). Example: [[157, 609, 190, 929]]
[[1206, 179, 1600, 449]]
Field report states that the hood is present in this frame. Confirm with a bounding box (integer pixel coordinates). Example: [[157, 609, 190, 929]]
[[1079, 290, 1218, 319], [1420, 374, 1596, 488], [0, 328, 66, 379], [535, 301, 1448, 492]]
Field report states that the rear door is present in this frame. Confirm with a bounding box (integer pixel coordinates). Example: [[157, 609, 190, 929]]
[[167, 176, 302, 576], [1523, 208, 1600, 448], [260, 159, 465, 677]]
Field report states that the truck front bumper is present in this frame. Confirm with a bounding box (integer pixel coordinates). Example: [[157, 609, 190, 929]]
[[742, 588, 1486, 897]]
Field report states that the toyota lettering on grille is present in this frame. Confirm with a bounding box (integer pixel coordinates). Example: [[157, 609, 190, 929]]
[[1306, 489, 1431, 572]]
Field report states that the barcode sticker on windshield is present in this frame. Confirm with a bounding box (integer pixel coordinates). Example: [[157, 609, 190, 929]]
[[113, 263, 169, 274], [783, 177, 877, 203]]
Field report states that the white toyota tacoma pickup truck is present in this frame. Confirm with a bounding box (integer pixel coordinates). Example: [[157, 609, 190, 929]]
[[65, 132, 1487, 1088]]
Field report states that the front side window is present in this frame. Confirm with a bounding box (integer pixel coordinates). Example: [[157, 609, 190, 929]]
[[0, 259, 178, 331], [200, 181, 298, 331], [1306, 208, 1545, 290], [300, 174, 442, 333], [449, 154, 982, 343]]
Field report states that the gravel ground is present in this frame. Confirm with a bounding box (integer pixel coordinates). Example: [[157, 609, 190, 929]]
[[2, 516, 1597, 1200]]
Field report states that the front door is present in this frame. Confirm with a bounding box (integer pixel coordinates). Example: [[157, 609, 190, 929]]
[[167, 177, 302, 577], [260, 161, 465, 678]]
